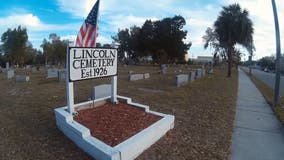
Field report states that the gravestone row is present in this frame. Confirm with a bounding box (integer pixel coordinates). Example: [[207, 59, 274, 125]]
[[129, 73, 150, 81], [46, 68, 66, 82], [176, 68, 206, 87]]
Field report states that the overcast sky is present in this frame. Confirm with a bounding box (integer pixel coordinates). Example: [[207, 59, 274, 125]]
[[0, 0, 283, 60]]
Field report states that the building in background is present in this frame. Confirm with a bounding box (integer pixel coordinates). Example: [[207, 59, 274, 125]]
[[196, 56, 213, 63], [184, 53, 189, 62]]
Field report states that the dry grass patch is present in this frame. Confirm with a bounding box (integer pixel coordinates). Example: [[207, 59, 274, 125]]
[[243, 70, 284, 126], [0, 65, 238, 160]]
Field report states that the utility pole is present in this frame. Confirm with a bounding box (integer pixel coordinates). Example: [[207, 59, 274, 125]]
[[249, 55, 252, 75], [272, 0, 282, 107]]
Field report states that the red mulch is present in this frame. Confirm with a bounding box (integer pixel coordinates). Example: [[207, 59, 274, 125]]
[[74, 102, 162, 147]]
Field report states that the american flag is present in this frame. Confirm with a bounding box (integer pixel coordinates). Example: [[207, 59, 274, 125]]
[[75, 0, 100, 47]]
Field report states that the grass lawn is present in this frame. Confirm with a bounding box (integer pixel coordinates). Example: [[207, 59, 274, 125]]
[[242, 69, 284, 126], [0, 65, 238, 160]]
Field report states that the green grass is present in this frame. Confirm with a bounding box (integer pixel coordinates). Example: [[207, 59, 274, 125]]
[[0, 65, 238, 160]]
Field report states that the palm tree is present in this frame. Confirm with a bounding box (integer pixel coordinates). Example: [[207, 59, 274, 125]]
[[203, 27, 227, 61], [214, 3, 254, 77]]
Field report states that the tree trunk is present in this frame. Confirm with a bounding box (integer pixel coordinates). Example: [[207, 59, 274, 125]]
[[227, 47, 232, 77]]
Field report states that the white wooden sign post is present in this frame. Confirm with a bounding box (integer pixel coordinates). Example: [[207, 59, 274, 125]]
[[66, 47, 118, 114]]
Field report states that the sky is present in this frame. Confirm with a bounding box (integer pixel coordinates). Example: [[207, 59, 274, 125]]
[[0, 0, 283, 61]]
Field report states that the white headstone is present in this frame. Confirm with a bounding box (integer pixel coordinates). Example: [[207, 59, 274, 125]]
[[176, 74, 188, 87], [32, 67, 40, 73], [58, 69, 66, 82], [6, 62, 9, 70], [129, 74, 144, 81], [144, 73, 150, 79], [160, 64, 167, 74], [189, 71, 195, 82], [7, 69, 14, 79], [15, 75, 30, 83], [195, 69, 202, 79], [47, 68, 59, 78], [201, 68, 206, 76], [91, 84, 111, 100]]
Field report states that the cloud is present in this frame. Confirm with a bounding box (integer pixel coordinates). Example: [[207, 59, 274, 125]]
[[56, 0, 96, 18], [96, 35, 112, 44], [0, 13, 81, 33], [0, 14, 40, 31], [105, 15, 158, 32], [0, 13, 82, 50]]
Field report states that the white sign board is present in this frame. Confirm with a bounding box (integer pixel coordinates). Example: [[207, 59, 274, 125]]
[[69, 47, 117, 81]]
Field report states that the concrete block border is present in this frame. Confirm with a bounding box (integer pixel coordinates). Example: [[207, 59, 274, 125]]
[[54, 95, 175, 160]]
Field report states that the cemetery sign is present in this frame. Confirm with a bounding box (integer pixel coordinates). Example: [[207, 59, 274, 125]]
[[69, 47, 117, 81]]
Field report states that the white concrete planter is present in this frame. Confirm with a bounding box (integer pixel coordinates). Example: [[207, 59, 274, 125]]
[[54, 95, 175, 160]]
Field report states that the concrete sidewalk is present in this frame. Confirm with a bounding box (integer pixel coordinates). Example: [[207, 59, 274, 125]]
[[230, 69, 284, 160]]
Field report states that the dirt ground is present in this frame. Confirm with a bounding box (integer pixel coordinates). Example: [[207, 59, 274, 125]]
[[0, 65, 238, 160], [74, 102, 162, 147]]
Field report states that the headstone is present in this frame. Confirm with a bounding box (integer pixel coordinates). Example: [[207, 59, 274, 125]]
[[6, 62, 9, 70], [58, 69, 66, 82], [129, 74, 144, 81], [176, 74, 188, 87], [188, 71, 195, 82], [195, 69, 202, 79], [91, 84, 111, 100], [160, 64, 167, 74], [47, 68, 59, 78], [201, 68, 206, 76], [15, 75, 30, 83], [144, 73, 150, 79], [208, 68, 214, 74], [7, 69, 15, 79], [32, 67, 38, 72], [138, 88, 164, 94]]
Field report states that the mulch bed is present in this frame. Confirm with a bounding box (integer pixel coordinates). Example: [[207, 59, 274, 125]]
[[74, 102, 162, 147]]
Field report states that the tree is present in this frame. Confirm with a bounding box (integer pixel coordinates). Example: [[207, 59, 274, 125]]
[[213, 3, 254, 77], [1, 26, 28, 66], [112, 28, 130, 63], [154, 15, 191, 63], [96, 43, 102, 47], [40, 33, 67, 66], [257, 56, 275, 70], [203, 27, 226, 60], [112, 15, 191, 64], [140, 20, 155, 54], [232, 48, 242, 69]]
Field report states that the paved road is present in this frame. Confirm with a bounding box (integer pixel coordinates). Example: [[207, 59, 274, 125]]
[[230, 69, 284, 160], [242, 67, 284, 96]]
